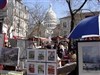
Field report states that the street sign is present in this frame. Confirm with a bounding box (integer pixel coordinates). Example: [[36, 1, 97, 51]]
[[0, 0, 7, 9]]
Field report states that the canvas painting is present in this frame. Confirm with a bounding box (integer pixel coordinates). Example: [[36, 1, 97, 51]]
[[0, 47, 20, 66], [27, 49, 36, 61], [47, 63, 57, 75], [27, 62, 36, 75], [78, 41, 100, 75], [47, 50, 56, 62], [37, 50, 46, 62], [37, 63, 45, 75]]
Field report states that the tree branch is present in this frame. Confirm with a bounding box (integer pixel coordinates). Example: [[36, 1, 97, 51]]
[[66, 0, 73, 15], [74, 0, 88, 15]]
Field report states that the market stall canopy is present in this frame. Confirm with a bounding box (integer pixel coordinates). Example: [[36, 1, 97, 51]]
[[68, 15, 100, 39], [33, 36, 49, 42], [51, 36, 63, 40], [82, 35, 100, 38]]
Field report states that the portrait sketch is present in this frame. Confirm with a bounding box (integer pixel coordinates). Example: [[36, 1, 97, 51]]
[[47, 50, 56, 62], [27, 62, 36, 74], [47, 63, 56, 75]]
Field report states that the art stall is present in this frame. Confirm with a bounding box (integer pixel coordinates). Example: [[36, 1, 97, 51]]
[[26, 48, 57, 75]]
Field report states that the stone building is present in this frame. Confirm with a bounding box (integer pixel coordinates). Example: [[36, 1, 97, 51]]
[[2, 0, 29, 40]]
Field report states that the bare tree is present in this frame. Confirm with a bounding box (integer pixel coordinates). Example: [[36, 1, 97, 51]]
[[27, 2, 46, 38], [64, 0, 99, 50], [65, 0, 88, 32]]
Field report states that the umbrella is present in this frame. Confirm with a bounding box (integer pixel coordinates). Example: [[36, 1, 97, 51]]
[[68, 15, 100, 39]]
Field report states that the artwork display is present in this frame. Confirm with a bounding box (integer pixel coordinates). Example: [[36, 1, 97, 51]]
[[37, 50, 46, 62], [47, 63, 57, 75], [27, 49, 36, 61], [27, 49, 57, 75], [27, 62, 36, 74], [27, 49, 57, 62], [37, 63, 45, 75], [77, 41, 100, 75], [47, 50, 56, 62], [0, 47, 20, 66]]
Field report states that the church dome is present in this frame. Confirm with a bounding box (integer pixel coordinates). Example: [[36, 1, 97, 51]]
[[44, 4, 57, 24]]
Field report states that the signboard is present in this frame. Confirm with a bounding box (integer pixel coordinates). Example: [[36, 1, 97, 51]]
[[0, 0, 7, 9]]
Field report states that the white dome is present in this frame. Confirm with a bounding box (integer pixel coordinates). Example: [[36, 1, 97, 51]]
[[44, 4, 57, 24]]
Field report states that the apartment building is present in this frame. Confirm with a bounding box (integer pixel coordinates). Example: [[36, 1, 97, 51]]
[[2, 0, 29, 39]]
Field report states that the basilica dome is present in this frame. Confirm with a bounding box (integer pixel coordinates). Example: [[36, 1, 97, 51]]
[[44, 4, 58, 29]]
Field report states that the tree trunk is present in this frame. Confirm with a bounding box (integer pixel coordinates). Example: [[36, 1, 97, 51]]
[[70, 14, 75, 32]]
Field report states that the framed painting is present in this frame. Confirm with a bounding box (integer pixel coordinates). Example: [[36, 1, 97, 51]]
[[47, 63, 57, 75], [37, 49, 46, 62], [77, 40, 100, 75], [37, 63, 45, 75], [27, 62, 36, 75], [27, 48, 36, 61], [47, 49, 57, 62], [0, 47, 20, 66]]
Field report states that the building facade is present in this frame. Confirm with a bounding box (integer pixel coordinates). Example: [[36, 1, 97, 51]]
[[2, 0, 29, 39]]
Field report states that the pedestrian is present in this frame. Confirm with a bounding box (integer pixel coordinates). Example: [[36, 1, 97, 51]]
[[57, 42, 67, 67]]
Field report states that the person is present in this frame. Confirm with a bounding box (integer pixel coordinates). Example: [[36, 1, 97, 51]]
[[68, 50, 77, 75], [57, 42, 64, 59], [70, 50, 77, 62], [53, 42, 58, 49], [45, 43, 52, 49], [57, 42, 67, 66]]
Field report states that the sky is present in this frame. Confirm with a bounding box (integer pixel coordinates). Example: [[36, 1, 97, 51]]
[[22, 0, 100, 18], [22, 0, 68, 18]]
